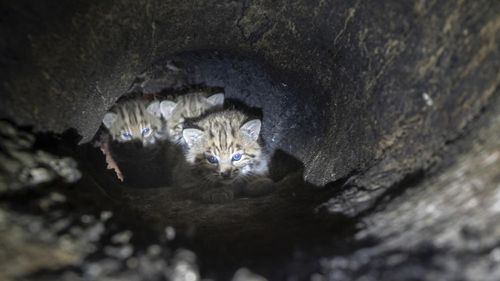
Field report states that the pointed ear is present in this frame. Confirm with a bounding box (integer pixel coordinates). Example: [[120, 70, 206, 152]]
[[182, 128, 204, 148], [160, 100, 177, 119], [146, 101, 161, 118], [240, 119, 261, 142], [102, 112, 117, 129], [206, 93, 224, 106]]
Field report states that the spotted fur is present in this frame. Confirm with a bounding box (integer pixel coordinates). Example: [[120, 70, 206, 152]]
[[160, 91, 224, 144], [182, 110, 268, 184], [102, 99, 164, 146]]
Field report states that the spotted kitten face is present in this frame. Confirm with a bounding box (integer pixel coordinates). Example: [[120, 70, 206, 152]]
[[159, 92, 224, 143], [182, 110, 266, 184], [102, 100, 163, 146]]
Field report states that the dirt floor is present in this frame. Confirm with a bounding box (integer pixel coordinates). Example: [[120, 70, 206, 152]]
[[0, 1, 499, 280]]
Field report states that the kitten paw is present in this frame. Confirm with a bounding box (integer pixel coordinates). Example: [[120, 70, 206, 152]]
[[244, 177, 276, 197], [202, 188, 234, 203]]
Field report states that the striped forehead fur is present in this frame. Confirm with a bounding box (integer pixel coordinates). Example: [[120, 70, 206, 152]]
[[167, 92, 213, 121], [161, 91, 224, 143], [183, 110, 267, 183], [197, 110, 249, 150], [105, 99, 162, 144]]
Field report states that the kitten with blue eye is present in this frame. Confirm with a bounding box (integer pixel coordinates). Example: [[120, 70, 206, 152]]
[[159, 91, 224, 144], [100, 91, 223, 184], [102, 99, 164, 146], [181, 110, 274, 202], [102, 91, 223, 146]]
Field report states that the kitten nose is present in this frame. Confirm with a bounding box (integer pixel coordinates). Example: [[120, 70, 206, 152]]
[[220, 170, 231, 179]]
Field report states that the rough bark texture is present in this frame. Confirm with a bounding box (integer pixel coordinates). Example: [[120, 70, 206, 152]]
[[0, 0, 499, 280], [2, 0, 499, 186]]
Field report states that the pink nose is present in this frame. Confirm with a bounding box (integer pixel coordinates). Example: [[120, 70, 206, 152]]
[[220, 170, 231, 179]]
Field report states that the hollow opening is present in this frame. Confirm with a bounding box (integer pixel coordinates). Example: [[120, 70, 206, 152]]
[[2, 2, 499, 280], [2, 47, 498, 280], [0, 51, 363, 279]]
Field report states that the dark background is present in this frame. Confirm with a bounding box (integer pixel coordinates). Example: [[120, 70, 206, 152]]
[[0, 1, 499, 280]]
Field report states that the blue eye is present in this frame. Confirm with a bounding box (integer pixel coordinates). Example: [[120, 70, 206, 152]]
[[207, 156, 218, 164], [121, 132, 132, 140], [232, 153, 242, 161], [142, 127, 151, 136]]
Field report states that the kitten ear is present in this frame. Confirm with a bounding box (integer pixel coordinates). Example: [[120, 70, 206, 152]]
[[102, 112, 117, 129], [240, 119, 261, 142], [146, 101, 161, 118], [206, 93, 224, 106], [182, 128, 204, 147], [160, 100, 178, 119]]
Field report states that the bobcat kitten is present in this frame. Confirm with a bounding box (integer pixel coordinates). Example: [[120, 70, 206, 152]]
[[159, 91, 224, 144], [182, 110, 269, 185], [102, 99, 163, 146]]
